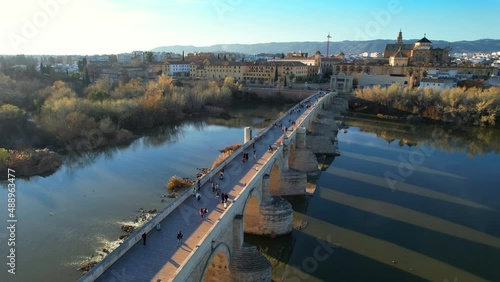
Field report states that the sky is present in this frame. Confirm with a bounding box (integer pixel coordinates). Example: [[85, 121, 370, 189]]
[[0, 0, 499, 55]]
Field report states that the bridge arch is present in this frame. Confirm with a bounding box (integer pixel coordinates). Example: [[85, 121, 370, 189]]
[[242, 187, 263, 234], [269, 161, 281, 195], [200, 242, 231, 282]]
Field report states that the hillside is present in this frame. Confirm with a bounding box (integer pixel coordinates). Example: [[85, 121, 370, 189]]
[[152, 39, 500, 55]]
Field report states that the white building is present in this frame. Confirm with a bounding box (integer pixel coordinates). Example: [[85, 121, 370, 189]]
[[153, 52, 167, 62], [117, 53, 134, 63], [162, 61, 191, 77], [426, 69, 458, 79], [419, 78, 457, 89], [132, 51, 144, 64]]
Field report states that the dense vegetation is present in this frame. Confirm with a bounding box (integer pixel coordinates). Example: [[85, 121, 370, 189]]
[[0, 73, 242, 149], [0, 148, 62, 179], [354, 85, 500, 126], [0, 70, 243, 177]]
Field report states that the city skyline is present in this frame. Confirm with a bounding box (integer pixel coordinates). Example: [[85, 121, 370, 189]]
[[1, 0, 499, 56]]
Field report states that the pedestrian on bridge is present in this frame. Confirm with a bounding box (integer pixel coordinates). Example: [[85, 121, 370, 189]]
[[142, 232, 147, 245], [177, 231, 183, 246]]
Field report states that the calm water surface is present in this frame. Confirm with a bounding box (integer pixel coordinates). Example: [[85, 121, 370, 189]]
[[0, 102, 292, 282], [2, 107, 499, 282], [247, 115, 500, 282]]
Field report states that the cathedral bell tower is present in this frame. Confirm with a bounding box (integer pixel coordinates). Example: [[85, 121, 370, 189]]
[[397, 29, 403, 45]]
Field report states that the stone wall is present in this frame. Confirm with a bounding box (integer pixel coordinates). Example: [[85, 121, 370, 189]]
[[85, 92, 339, 282], [290, 148, 319, 172], [229, 244, 272, 282], [258, 196, 293, 236], [280, 169, 307, 196]]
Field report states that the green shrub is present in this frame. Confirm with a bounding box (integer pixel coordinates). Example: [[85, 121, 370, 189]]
[[0, 104, 26, 121], [0, 148, 9, 160]]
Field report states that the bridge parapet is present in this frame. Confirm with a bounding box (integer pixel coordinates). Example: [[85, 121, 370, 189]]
[[80, 91, 339, 282]]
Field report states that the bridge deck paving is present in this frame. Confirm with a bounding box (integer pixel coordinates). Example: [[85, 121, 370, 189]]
[[95, 95, 324, 282]]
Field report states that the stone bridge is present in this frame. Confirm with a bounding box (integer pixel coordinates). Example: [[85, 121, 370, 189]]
[[80, 91, 347, 282]]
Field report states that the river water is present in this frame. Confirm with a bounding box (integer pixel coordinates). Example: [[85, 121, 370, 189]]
[[1, 107, 499, 282], [246, 114, 500, 282], [0, 102, 291, 282]]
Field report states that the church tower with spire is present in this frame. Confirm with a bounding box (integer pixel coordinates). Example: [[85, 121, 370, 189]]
[[396, 29, 403, 45]]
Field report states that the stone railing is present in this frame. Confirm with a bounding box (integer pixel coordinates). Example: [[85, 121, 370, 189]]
[[79, 91, 324, 282], [171, 91, 336, 280], [170, 124, 280, 282]]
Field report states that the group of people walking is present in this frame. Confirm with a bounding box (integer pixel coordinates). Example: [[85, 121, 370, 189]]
[[140, 93, 326, 255], [200, 208, 209, 219]]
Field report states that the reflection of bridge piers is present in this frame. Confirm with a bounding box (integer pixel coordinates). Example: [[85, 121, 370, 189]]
[[83, 92, 347, 282]]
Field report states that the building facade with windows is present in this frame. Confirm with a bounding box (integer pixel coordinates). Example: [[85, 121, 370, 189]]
[[162, 61, 191, 77]]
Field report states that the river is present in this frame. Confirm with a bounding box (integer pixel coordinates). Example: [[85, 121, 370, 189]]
[[246, 113, 500, 282], [0, 102, 292, 282], [1, 107, 499, 282]]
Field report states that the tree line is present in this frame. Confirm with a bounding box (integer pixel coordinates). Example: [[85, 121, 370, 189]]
[[354, 84, 500, 126], [0, 72, 243, 150]]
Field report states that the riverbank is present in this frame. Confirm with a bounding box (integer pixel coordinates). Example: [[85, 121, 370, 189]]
[[0, 148, 62, 180], [0, 96, 296, 180], [352, 85, 500, 126]]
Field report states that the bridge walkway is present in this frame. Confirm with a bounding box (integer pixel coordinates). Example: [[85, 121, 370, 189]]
[[95, 94, 323, 282]]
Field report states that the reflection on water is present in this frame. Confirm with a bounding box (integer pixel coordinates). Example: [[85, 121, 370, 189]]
[[0, 102, 290, 282], [347, 113, 500, 156], [246, 115, 500, 281], [62, 114, 271, 174]]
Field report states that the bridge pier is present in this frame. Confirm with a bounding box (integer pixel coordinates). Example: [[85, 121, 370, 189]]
[[83, 92, 344, 282], [259, 196, 294, 236], [229, 243, 272, 282], [244, 175, 294, 237], [280, 169, 307, 196], [296, 126, 307, 149]]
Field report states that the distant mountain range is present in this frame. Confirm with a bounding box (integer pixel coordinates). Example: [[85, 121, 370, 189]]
[[152, 39, 500, 56]]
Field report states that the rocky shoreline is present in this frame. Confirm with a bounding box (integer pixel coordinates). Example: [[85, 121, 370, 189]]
[[78, 207, 160, 275]]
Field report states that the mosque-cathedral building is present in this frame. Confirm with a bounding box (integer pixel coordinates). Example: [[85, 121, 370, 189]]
[[383, 30, 451, 67]]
